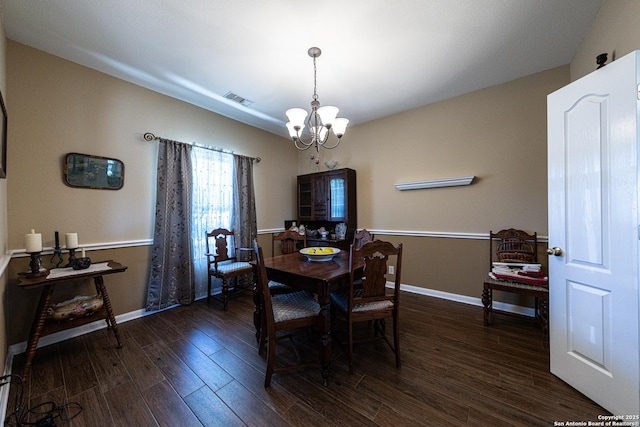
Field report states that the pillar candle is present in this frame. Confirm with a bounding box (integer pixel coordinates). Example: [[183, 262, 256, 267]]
[[65, 233, 78, 249], [25, 229, 42, 253], [81, 248, 86, 258]]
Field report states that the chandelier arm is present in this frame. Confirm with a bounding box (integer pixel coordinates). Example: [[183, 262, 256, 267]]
[[294, 138, 313, 150], [319, 137, 342, 150]]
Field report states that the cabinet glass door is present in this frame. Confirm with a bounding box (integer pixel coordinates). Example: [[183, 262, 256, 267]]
[[329, 177, 345, 219], [298, 180, 312, 219]]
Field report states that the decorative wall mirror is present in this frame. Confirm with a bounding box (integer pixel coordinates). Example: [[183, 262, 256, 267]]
[[63, 152, 124, 190]]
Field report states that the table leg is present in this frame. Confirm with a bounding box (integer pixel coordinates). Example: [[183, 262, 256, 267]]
[[24, 285, 54, 378], [94, 275, 122, 348], [318, 299, 332, 386]]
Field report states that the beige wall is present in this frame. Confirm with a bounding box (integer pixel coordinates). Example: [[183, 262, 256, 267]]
[[6, 41, 296, 247], [4, 41, 297, 345], [303, 66, 565, 234], [571, 0, 640, 81], [298, 66, 567, 301]]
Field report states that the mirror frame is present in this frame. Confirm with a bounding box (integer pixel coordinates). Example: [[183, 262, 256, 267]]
[[63, 152, 125, 190]]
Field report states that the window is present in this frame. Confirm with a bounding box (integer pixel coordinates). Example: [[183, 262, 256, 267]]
[[191, 147, 234, 297]]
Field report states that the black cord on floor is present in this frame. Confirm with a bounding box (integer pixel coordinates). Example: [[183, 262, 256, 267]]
[[2, 374, 83, 426]]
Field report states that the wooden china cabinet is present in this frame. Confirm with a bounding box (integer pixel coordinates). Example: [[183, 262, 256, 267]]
[[294, 168, 356, 250]]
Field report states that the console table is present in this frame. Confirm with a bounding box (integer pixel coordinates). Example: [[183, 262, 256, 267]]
[[18, 260, 127, 376]]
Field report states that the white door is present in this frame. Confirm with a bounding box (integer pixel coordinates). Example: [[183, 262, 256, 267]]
[[547, 50, 640, 415]]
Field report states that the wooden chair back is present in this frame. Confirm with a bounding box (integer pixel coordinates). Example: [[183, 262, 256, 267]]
[[353, 229, 374, 249], [489, 228, 537, 267], [254, 240, 275, 339], [350, 240, 402, 312], [206, 228, 252, 264], [272, 229, 306, 255]]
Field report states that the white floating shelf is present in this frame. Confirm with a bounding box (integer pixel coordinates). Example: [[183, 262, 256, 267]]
[[395, 175, 475, 191]]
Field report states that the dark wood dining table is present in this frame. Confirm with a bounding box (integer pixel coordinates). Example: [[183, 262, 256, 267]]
[[260, 250, 360, 385]]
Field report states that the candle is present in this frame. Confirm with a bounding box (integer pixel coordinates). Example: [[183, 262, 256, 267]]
[[25, 229, 42, 253], [82, 248, 86, 258], [65, 233, 78, 249], [54, 231, 60, 249]]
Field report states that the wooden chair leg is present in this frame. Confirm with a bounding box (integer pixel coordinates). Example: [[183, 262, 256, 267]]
[[394, 314, 401, 368], [259, 308, 267, 355], [482, 286, 492, 325], [207, 275, 212, 304], [265, 335, 276, 387], [253, 283, 261, 344], [347, 318, 354, 373], [222, 279, 229, 311]]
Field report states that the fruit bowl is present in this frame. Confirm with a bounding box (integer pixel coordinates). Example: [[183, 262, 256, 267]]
[[300, 247, 341, 262]]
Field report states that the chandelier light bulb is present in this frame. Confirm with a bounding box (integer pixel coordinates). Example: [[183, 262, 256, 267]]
[[332, 118, 349, 138], [286, 122, 304, 138], [317, 105, 339, 127], [285, 108, 308, 127]]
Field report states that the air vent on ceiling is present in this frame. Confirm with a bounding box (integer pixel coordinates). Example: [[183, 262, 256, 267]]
[[224, 92, 253, 107]]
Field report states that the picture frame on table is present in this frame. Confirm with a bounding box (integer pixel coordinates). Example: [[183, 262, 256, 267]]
[[0, 89, 7, 179]]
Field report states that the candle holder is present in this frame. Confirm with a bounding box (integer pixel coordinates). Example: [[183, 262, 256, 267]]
[[26, 252, 48, 278], [50, 248, 63, 269], [50, 230, 64, 268], [65, 248, 78, 268]]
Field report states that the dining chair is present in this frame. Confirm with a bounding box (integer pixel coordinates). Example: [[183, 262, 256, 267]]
[[482, 228, 549, 332], [269, 229, 308, 294], [205, 228, 254, 310], [331, 239, 403, 373], [272, 229, 307, 255], [253, 240, 321, 387], [353, 228, 374, 249]]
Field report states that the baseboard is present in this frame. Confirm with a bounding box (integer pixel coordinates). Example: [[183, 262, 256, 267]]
[[396, 283, 535, 317]]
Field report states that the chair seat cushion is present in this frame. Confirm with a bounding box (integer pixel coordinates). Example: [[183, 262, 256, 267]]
[[272, 291, 319, 322], [330, 289, 394, 313], [212, 261, 252, 275]]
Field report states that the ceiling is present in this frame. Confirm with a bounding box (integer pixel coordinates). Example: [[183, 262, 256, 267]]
[[0, 0, 603, 139]]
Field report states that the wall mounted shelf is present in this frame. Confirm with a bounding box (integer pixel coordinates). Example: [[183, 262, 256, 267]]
[[395, 175, 475, 191]]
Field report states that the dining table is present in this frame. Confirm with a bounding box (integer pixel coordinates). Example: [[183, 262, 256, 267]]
[[259, 249, 361, 385]]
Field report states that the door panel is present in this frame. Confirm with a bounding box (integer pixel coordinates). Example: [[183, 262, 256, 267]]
[[565, 96, 608, 267], [547, 50, 639, 415], [567, 281, 610, 370]]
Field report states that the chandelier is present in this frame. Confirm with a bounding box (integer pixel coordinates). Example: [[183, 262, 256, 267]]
[[285, 47, 349, 152]]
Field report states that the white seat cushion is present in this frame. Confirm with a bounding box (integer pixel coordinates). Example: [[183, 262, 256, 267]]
[[213, 261, 252, 274]]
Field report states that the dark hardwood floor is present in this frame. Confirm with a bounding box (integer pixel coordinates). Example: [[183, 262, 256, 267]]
[[5, 291, 608, 426]]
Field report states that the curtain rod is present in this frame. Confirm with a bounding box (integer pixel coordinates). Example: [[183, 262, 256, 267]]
[[143, 132, 261, 163]]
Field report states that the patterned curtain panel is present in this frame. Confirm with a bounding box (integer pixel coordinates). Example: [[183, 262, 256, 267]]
[[233, 154, 258, 251], [146, 139, 195, 311]]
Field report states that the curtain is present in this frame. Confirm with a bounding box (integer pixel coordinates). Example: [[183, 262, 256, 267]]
[[233, 154, 257, 252], [146, 139, 195, 311], [191, 147, 234, 297]]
